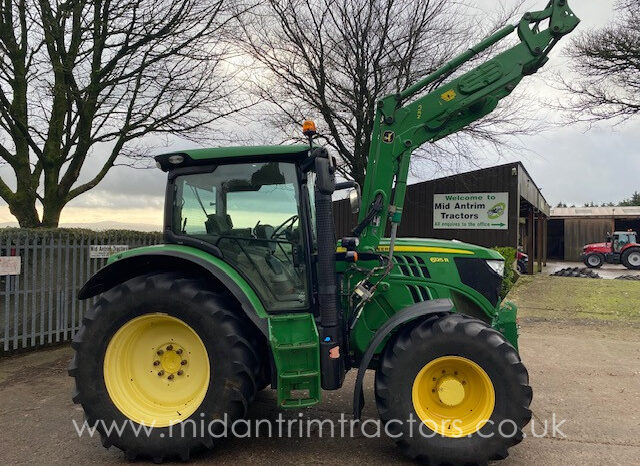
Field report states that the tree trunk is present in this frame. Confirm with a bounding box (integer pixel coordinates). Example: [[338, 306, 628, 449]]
[[40, 165, 65, 228], [8, 194, 67, 228], [8, 193, 41, 228], [41, 199, 65, 228], [351, 157, 366, 189]]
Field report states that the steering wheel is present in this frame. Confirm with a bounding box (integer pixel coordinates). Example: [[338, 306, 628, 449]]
[[271, 215, 298, 239]]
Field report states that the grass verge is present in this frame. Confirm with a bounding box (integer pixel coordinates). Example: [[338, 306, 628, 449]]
[[507, 275, 640, 323]]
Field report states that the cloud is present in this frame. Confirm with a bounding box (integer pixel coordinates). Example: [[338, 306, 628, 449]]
[[520, 120, 640, 205], [67, 165, 166, 209], [0, 0, 632, 226]]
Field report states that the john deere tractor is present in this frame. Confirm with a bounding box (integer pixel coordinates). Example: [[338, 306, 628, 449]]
[[70, 2, 579, 463]]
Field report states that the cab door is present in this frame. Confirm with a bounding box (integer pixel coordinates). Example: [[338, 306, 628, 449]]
[[170, 161, 311, 312], [613, 233, 631, 254]]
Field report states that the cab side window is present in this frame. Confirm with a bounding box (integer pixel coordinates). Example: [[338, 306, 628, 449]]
[[173, 162, 308, 311], [615, 233, 630, 252], [174, 175, 217, 234]]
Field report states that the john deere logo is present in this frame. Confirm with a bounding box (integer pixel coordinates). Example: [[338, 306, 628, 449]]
[[487, 202, 506, 219], [383, 131, 395, 143], [441, 90, 457, 102]]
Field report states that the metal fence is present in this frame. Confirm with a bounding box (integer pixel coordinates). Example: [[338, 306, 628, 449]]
[[0, 229, 162, 353]]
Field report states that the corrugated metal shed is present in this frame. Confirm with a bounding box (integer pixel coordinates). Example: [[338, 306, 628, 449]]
[[549, 207, 640, 261], [552, 207, 640, 218]]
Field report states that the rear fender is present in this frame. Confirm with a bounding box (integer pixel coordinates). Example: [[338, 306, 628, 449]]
[[78, 244, 269, 335], [621, 243, 640, 253]]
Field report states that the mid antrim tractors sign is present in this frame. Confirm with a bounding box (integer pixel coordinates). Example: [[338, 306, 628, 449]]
[[433, 193, 509, 230]]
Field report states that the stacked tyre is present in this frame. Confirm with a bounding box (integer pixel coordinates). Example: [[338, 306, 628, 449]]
[[551, 267, 601, 278]]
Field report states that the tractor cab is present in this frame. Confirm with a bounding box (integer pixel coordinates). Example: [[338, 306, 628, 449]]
[[154, 144, 360, 316], [610, 231, 637, 253], [162, 156, 309, 311]]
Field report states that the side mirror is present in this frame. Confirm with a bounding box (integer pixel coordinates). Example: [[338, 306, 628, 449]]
[[349, 186, 361, 213], [313, 148, 336, 195], [335, 180, 361, 214]]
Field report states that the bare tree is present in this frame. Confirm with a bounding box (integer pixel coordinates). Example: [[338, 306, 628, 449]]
[[240, 0, 537, 186], [0, 0, 246, 227], [559, 0, 640, 122]]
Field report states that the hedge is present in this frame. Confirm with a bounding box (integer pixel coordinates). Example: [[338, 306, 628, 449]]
[[0, 227, 162, 241], [493, 246, 517, 300]]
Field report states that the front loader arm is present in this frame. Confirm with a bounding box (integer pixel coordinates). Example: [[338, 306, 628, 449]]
[[355, 0, 579, 251]]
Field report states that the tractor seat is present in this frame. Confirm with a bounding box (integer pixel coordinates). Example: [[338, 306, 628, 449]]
[[205, 214, 233, 235], [254, 224, 277, 253]]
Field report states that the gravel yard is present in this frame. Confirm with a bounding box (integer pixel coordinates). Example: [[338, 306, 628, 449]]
[[1, 276, 639, 465]]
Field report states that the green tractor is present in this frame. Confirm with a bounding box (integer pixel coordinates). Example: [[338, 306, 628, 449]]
[[70, 2, 579, 463]]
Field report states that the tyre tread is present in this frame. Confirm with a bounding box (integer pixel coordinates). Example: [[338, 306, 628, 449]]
[[375, 313, 531, 465], [69, 271, 261, 462]]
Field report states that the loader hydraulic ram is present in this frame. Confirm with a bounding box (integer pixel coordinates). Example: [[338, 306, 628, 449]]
[[71, 1, 579, 464]]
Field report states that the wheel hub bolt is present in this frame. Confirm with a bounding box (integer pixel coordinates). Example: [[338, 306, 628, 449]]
[[153, 360, 160, 366], [181, 360, 187, 365], [177, 370, 184, 376], [157, 350, 164, 356], [166, 345, 173, 351], [157, 370, 164, 376], [176, 349, 183, 355], [168, 374, 174, 380]]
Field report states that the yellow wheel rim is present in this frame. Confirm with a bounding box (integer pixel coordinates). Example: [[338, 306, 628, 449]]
[[103, 313, 210, 427], [412, 356, 495, 437]]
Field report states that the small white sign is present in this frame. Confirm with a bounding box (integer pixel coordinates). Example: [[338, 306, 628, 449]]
[[433, 192, 509, 230], [0, 256, 21, 275], [89, 245, 129, 259]]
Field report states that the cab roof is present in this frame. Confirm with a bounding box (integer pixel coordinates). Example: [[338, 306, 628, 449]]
[[155, 145, 310, 171]]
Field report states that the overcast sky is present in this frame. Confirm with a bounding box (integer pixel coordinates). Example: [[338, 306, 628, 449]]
[[0, 0, 634, 228]]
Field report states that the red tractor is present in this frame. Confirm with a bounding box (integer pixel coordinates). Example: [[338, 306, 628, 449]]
[[582, 231, 640, 270], [517, 249, 529, 274]]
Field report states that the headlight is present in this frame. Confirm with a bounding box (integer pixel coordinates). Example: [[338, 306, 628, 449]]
[[486, 259, 505, 277]]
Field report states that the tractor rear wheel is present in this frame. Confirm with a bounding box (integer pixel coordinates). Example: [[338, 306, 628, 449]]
[[622, 248, 640, 270], [69, 272, 260, 462], [375, 313, 532, 465]]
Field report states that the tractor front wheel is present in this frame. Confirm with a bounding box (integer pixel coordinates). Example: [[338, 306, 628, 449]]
[[69, 272, 260, 462], [375, 313, 532, 465], [584, 253, 604, 268], [622, 248, 640, 270]]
